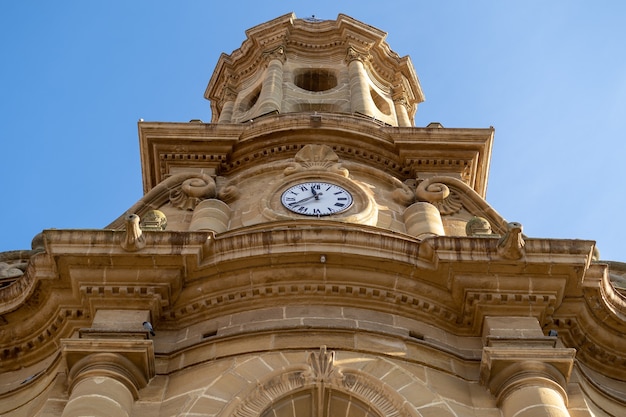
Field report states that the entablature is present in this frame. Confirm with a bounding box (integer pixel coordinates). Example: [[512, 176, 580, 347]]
[[2, 225, 624, 381], [138, 114, 493, 198]]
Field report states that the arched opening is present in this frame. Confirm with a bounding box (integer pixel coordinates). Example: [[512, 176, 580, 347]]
[[294, 69, 338, 92], [369, 88, 391, 115], [260, 388, 382, 417], [238, 85, 261, 113]]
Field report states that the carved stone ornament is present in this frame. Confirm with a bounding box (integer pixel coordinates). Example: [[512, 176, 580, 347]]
[[346, 46, 369, 63], [391, 179, 415, 205], [140, 210, 167, 231], [283, 144, 349, 177], [229, 346, 416, 417], [169, 173, 216, 210], [415, 178, 463, 215], [303, 345, 342, 384], [497, 222, 525, 260], [466, 216, 492, 236], [120, 214, 145, 252], [262, 45, 286, 63], [0, 261, 26, 280]]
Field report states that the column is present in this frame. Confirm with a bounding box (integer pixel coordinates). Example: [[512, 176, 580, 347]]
[[480, 317, 576, 417], [189, 198, 232, 233], [346, 47, 375, 116], [61, 310, 155, 417], [393, 95, 412, 127], [256, 46, 285, 116], [404, 202, 445, 238], [61, 343, 155, 417], [217, 87, 237, 123], [63, 367, 134, 417]]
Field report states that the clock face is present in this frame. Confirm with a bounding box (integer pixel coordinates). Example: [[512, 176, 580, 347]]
[[281, 182, 353, 216]]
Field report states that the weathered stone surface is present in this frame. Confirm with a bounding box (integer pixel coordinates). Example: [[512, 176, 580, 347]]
[[1, 12, 625, 417]]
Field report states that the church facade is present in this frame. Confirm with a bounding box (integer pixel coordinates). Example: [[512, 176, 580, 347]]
[[1, 13, 625, 417]]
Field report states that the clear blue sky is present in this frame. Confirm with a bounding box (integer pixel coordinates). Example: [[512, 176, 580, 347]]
[[1, 1, 625, 261]]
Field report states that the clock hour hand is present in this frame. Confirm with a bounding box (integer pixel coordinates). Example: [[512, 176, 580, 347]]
[[289, 193, 323, 206]]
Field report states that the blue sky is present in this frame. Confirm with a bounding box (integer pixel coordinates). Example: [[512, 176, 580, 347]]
[[1, 1, 625, 261]]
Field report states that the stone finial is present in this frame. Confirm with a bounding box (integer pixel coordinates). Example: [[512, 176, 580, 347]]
[[31, 232, 45, 252], [466, 216, 493, 236], [497, 222, 525, 260], [121, 214, 145, 252]]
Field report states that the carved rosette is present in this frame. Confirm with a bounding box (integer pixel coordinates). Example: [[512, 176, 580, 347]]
[[169, 173, 216, 210], [415, 178, 462, 215], [283, 144, 349, 177]]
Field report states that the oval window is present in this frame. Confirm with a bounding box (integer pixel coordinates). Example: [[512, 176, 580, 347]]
[[294, 69, 337, 92]]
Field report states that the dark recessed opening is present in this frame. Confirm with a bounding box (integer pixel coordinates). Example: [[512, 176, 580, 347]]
[[294, 69, 337, 92], [202, 330, 218, 339], [238, 85, 261, 113], [409, 331, 424, 340]]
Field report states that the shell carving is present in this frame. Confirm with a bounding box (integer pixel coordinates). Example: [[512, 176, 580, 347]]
[[284, 144, 349, 177]]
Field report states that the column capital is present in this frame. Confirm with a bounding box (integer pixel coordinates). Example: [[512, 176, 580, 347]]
[[262, 45, 286, 63], [346, 46, 370, 64], [62, 338, 155, 399], [222, 85, 237, 102], [480, 317, 576, 406]]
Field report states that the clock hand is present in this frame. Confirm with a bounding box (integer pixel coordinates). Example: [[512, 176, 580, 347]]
[[289, 193, 324, 206]]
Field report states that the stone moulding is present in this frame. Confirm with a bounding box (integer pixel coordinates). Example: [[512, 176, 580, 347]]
[[1, 225, 625, 382], [62, 339, 155, 399], [226, 346, 418, 417], [107, 172, 220, 230], [137, 114, 493, 197]]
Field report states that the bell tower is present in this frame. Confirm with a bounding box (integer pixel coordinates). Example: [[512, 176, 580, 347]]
[[205, 13, 424, 127], [3, 12, 625, 417], [135, 13, 494, 238]]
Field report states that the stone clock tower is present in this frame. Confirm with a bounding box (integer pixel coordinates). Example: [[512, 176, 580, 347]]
[[1, 13, 626, 417]]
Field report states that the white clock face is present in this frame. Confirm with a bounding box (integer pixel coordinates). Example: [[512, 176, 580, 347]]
[[281, 182, 353, 216]]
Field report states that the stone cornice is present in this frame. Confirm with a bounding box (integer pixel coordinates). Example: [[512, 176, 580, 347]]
[[138, 114, 493, 197], [2, 223, 625, 384], [2, 224, 623, 379], [205, 13, 424, 122]]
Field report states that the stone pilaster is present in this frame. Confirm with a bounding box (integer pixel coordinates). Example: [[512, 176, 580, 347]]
[[480, 317, 576, 417]]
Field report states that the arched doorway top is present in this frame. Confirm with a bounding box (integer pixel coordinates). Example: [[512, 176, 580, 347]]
[[227, 346, 419, 417]]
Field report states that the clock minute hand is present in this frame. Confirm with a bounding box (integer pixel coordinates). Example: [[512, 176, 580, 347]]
[[289, 192, 323, 206]]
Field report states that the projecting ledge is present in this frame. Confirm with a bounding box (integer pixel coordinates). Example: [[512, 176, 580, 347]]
[[61, 338, 155, 399]]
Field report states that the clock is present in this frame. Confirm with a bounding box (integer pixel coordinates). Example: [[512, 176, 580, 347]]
[[281, 181, 353, 216]]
